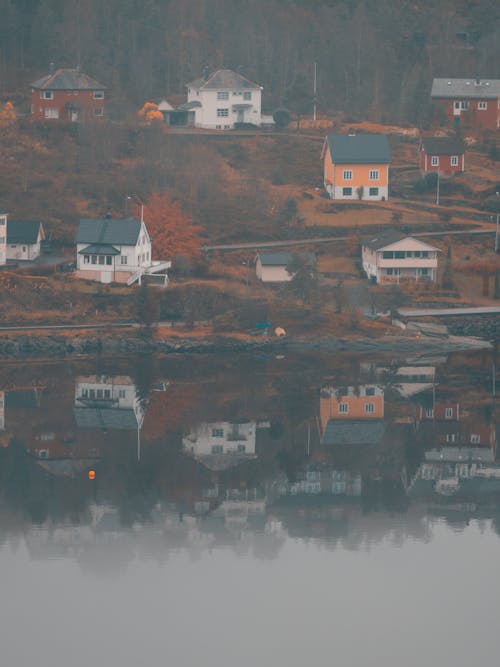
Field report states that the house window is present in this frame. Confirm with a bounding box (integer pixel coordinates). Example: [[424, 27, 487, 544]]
[[96, 389, 103, 399], [243, 91, 252, 100], [445, 407, 453, 419], [470, 434, 481, 444], [431, 156, 439, 167], [211, 428, 224, 438], [425, 408, 434, 418], [364, 402, 375, 414], [454, 101, 460, 110], [450, 156, 458, 166], [369, 170, 379, 180], [446, 433, 457, 443], [217, 91, 229, 100], [343, 170, 353, 180], [89, 389, 95, 399], [478, 101, 487, 110], [394, 251, 405, 259], [91, 255, 97, 264], [22, 246, 26, 252], [106, 256, 112, 265], [386, 268, 400, 276], [365, 387, 375, 396], [342, 187, 352, 196], [84, 255, 90, 264], [237, 444, 246, 453], [382, 251, 394, 259], [338, 402, 349, 414], [98, 256, 105, 264], [421, 251, 429, 258], [217, 108, 229, 117], [94, 108, 104, 117], [420, 268, 429, 276], [119, 389, 126, 399], [211, 445, 223, 454], [121, 256, 127, 265], [44, 108, 59, 119], [369, 187, 379, 196], [104, 389, 111, 399], [73, 90, 79, 95], [93, 91, 104, 99], [0, 219, 5, 225], [42, 91, 54, 100]]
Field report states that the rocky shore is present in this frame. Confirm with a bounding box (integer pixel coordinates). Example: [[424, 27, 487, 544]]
[[0, 331, 491, 358]]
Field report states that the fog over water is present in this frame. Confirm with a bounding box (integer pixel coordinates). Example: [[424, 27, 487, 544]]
[[1, 351, 500, 666]]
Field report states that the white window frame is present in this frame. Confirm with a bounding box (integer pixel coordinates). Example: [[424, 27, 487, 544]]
[[338, 402, 349, 414], [445, 407, 453, 419], [369, 169, 379, 180], [44, 107, 59, 119], [450, 156, 458, 166], [343, 170, 353, 180], [94, 107, 104, 117], [431, 156, 439, 167], [243, 91, 252, 100], [477, 101, 487, 110], [217, 91, 229, 100], [42, 91, 54, 100], [216, 108, 229, 117], [364, 402, 375, 414], [120, 255, 128, 265], [470, 434, 481, 444], [93, 90, 104, 99]]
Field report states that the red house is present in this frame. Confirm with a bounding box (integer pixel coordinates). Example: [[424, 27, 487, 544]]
[[419, 136, 465, 175], [431, 77, 500, 132], [30, 66, 106, 122]]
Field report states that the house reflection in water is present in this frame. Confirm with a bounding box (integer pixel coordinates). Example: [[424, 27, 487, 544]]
[[182, 421, 268, 471], [319, 385, 385, 445], [74, 376, 144, 431]]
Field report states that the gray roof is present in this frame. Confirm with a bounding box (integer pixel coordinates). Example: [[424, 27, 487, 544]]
[[77, 218, 141, 246], [7, 220, 44, 244], [257, 252, 316, 267], [177, 100, 202, 110], [30, 68, 106, 90], [187, 68, 261, 91], [421, 137, 465, 155], [362, 229, 406, 251], [73, 407, 139, 430], [78, 244, 120, 255], [325, 134, 391, 164], [431, 77, 500, 99], [321, 420, 386, 446]]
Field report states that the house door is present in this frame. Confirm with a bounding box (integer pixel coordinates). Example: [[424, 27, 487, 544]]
[[237, 109, 244, 123], [70, 111, 79, 122]]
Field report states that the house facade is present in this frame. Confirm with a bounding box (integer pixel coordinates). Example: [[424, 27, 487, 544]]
[[431, 78, 500, 131], [0, 213, 7, 265], [6, 220, 45, 261], [182, 421, 258, 471], [321, 134, 391, 201], [419, 137, 465, 175], [362, 230, 440, 284], [76, 217, 152, 284], [255, 252, 316, 282], [186, 68, 262, 129], [30, 66, 106, 122]]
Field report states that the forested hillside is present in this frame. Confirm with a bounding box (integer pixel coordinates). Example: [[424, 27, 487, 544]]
[[1, 0, 499, 122]]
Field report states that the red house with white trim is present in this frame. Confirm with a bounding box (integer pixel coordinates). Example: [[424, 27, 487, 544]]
[[30, 66, 106, 122], [431, 77, 500, 131], [419, 137, 465, 176]]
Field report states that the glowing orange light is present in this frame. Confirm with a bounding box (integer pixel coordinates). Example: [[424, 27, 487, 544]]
[[88, 470, 96, 480]]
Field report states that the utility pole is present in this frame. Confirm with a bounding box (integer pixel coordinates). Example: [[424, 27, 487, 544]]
[[436, 171, 440, 206], [495, 192, 499, 253], [313, 61, 317, 121]]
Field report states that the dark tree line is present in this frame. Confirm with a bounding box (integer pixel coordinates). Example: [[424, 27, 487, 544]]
[[0, 0, 499, 123]]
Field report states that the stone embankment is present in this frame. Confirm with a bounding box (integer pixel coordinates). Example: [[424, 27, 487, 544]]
[[0, 331, 491, 358], [445, 316, 500, 340]]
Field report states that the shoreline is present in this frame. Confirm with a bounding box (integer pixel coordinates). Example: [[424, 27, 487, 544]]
[[0, 331, 491, 359]]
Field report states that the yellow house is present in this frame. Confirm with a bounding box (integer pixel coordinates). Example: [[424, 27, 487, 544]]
[[321, 133, 391, 201]]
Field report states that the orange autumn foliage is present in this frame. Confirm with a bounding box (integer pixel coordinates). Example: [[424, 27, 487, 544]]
[[0, 101, 16, 130], [143, 192, 203, 260], [137, 102, 164, 124]]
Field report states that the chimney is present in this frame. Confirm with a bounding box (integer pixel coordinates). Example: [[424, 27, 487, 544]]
[[49, 62, 55, 75], [202, 65, 210, 82], [475, 76, 481, 86]]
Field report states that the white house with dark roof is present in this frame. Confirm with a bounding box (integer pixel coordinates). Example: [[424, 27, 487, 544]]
[[186, 68, 262, 129], [362, 229, 440, 284], [182, 421, 258, 471], [6, 220, 45, 261], [76, 217, 153, 284]]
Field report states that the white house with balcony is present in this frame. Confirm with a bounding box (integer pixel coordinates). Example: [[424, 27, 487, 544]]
[[76, 216, 170, 285], [186, 68, 262, 129], [362, 230, 440, 284], [182, 420, 259, 471]]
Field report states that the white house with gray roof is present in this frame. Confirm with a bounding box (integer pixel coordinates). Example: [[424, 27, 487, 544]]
[[76, 217, 153, 284], [362, 229, 440, 284], [186, 68, 262, 129]]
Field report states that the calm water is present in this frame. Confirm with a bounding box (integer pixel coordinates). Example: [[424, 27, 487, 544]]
[[1, 350, 500, 666]]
